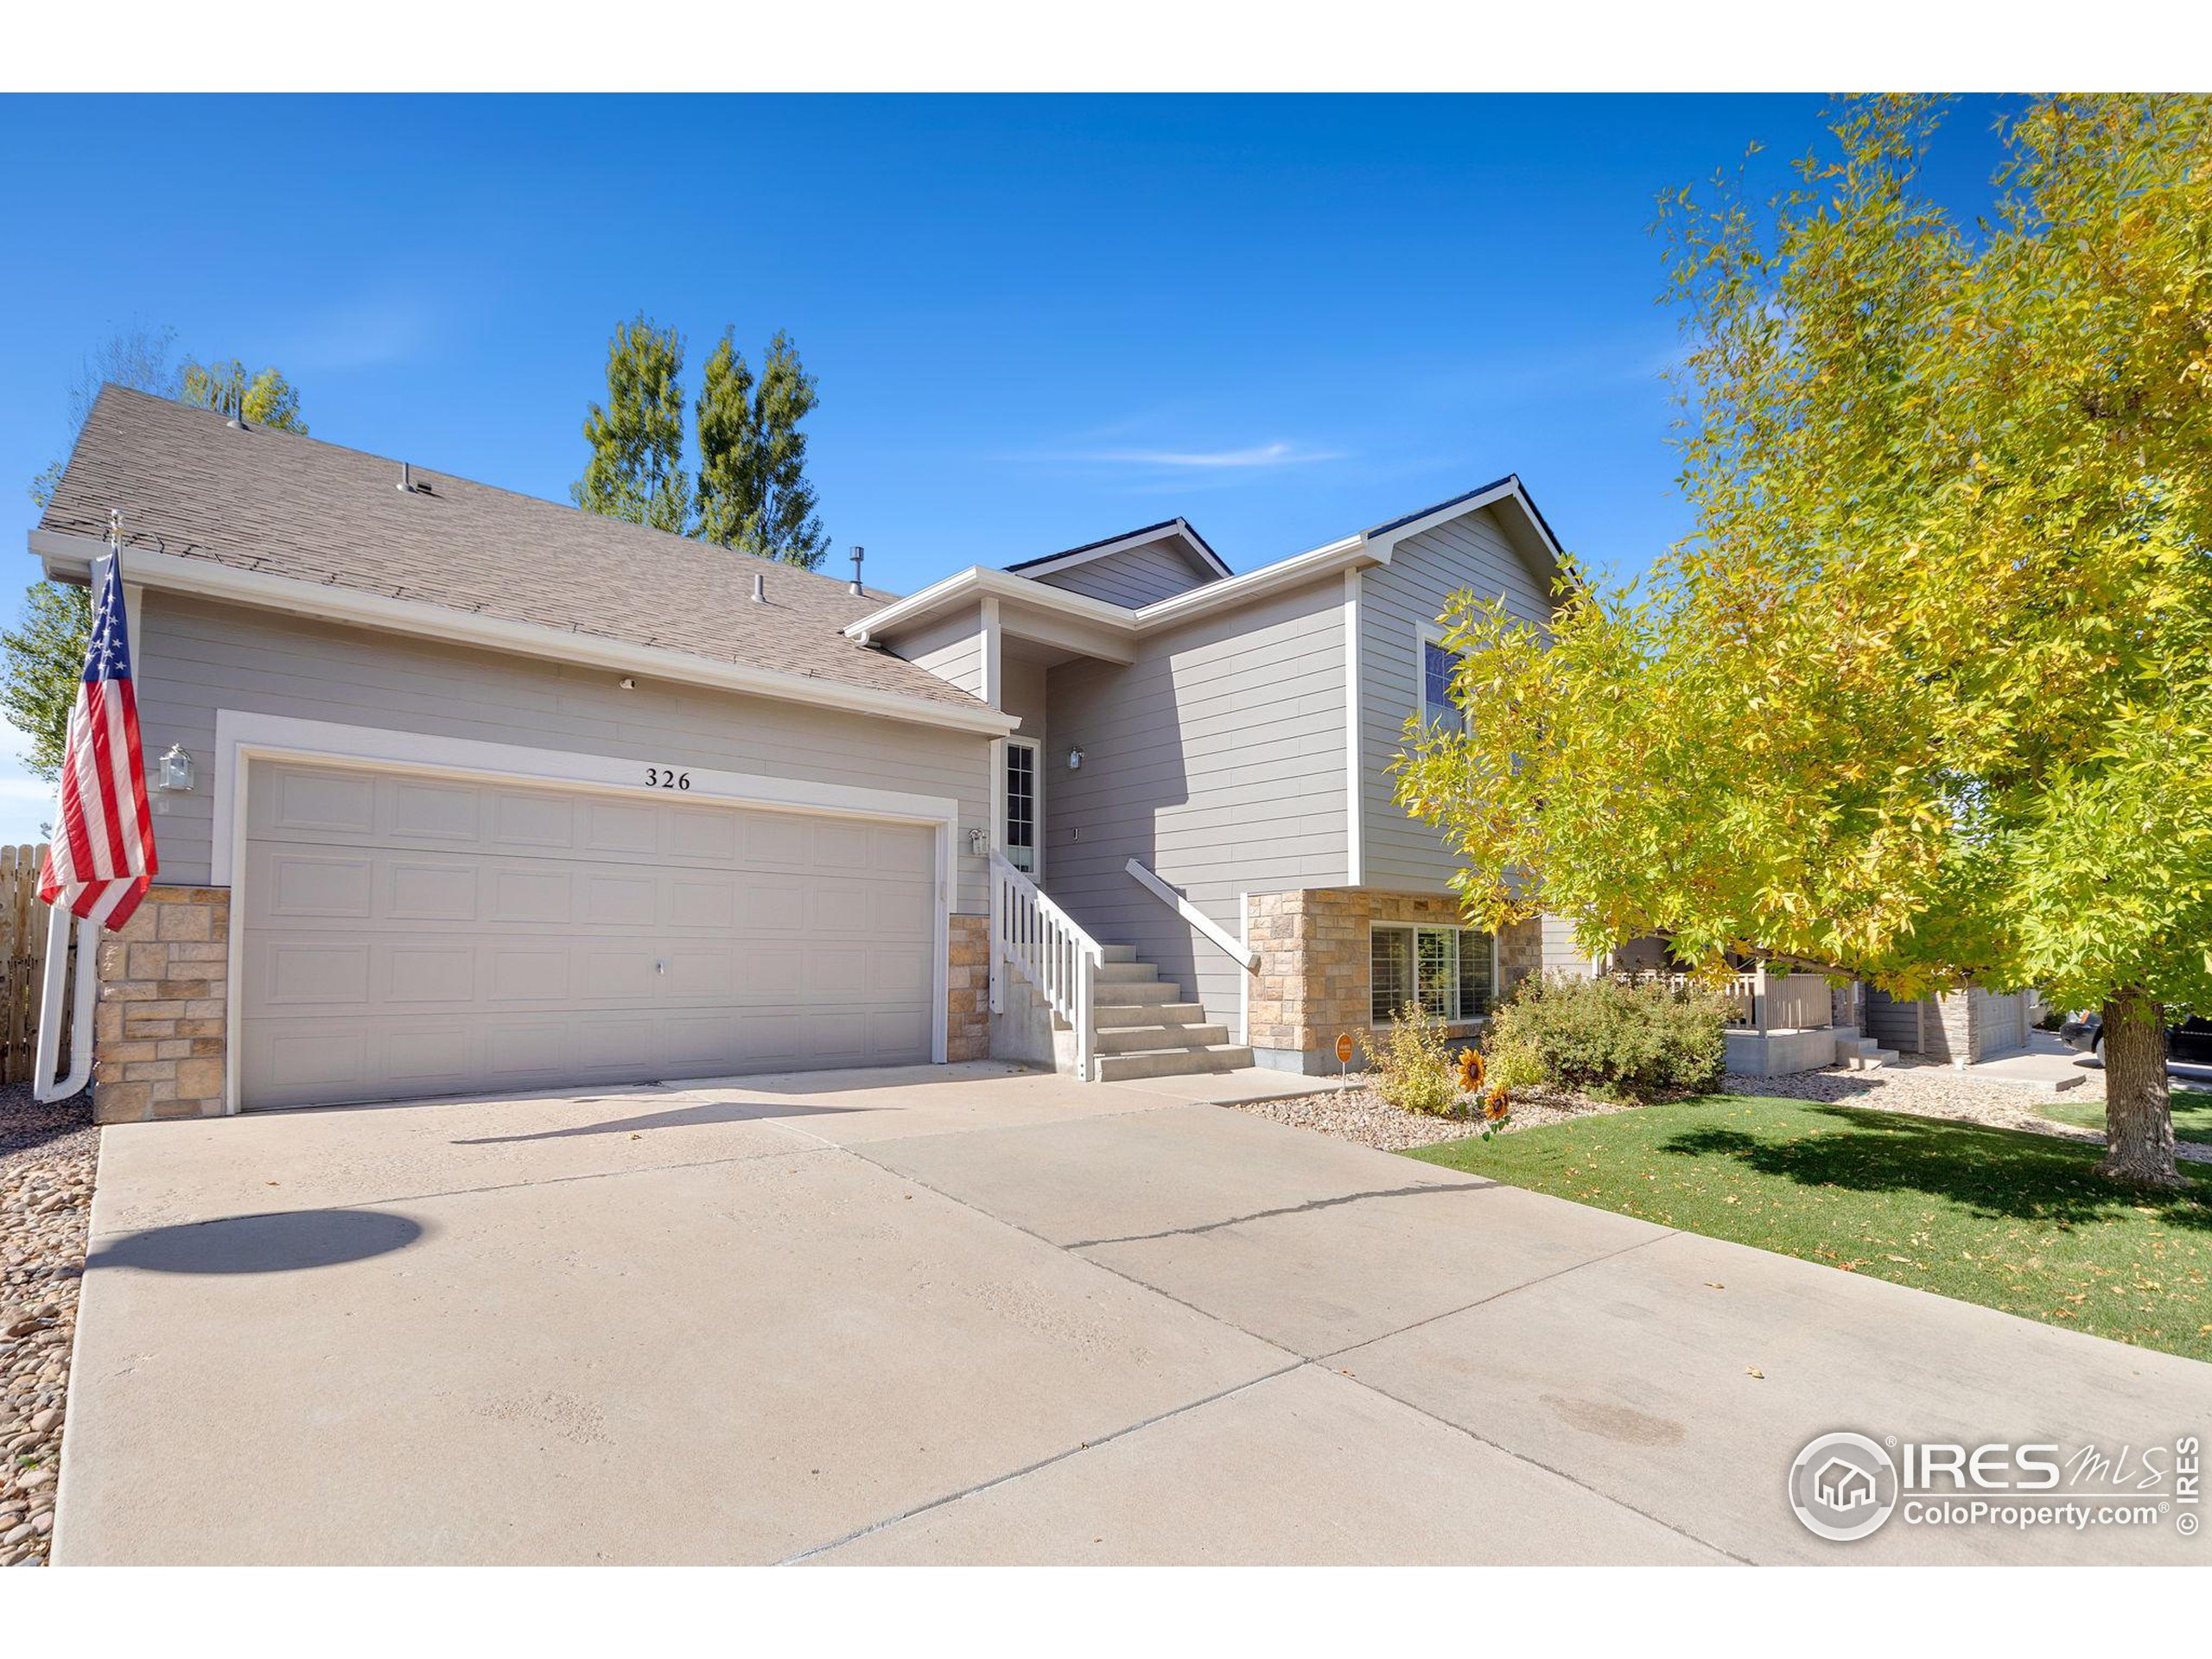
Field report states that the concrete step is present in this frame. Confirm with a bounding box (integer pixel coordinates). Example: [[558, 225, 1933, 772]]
[[1092, 1001, 1211, 1031], [1843, 1047, 1897, 1071], [1094, 961, 1166, 984], [1099, 944, 1138, 963], [1090, 981, 1187, 1007], [1094, 1022, 1231, 1055], [1094, 1044, 1255, 1083]]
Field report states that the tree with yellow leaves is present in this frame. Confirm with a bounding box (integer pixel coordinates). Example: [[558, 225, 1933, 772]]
[[1397, 95, 2212, 1185]]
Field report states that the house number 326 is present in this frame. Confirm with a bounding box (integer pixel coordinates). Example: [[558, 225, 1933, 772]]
[[645, 767, 692, 791]]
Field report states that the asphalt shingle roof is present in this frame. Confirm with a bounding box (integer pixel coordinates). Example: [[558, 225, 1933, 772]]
[[39, 386, 981, 709]]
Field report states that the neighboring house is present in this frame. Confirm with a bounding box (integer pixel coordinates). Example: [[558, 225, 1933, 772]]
[[1605, 940, 2035, 1077], [35, 387, 1586, 1122], [1864, 985, 2035, 1067]]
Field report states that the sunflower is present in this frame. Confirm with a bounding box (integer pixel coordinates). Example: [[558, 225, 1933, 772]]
[[1457, 1047, 1485, 1092], [1482, 1085, 1511, 1123]]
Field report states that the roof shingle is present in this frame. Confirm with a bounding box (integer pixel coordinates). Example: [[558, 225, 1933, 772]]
[[39, 386, 981, 710]]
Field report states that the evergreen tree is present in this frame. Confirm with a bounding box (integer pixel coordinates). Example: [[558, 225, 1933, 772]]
[[692, 330, 760, 550], [691, 328, 830, 569], [750, 331, 830, 570], [572, 315, 690, 534]]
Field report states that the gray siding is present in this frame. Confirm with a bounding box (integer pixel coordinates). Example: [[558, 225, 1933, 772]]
[[1030, 538, 1216, 607], [1541, 914, 1591, 976], [1864, 988, 1923, 1054], [1045, 577, 1347, 1032], [134, 594, 995, 912], [999, 655, 1047, 739], [896, 611, 987, 699], [1359, 506, 1554, 891]]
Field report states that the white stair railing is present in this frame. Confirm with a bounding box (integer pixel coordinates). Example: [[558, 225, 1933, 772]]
[[988, 852, 1103, 1080], [1124, 857, 1258, 971]]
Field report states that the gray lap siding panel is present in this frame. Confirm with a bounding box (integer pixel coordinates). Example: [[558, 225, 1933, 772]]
[[1045, 577, 1348, 1032], [133, 594, 996, 914], [1029, 540, 1216, 608], [1359, 507, 1554, 893]]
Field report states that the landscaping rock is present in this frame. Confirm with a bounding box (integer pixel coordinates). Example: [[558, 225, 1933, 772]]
[[1230, 1082, 1629, 1152], [0, 1080, 98, 1570]]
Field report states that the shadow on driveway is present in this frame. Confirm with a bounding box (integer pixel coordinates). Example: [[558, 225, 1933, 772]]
[[88, 1209, 425, 1274]]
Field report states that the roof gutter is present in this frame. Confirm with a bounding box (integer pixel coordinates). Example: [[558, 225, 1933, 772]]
[[30, 529, 1020, 739]]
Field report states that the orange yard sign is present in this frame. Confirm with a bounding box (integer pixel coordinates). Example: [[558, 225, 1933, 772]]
[[1335, 1033, 1354, 1064]]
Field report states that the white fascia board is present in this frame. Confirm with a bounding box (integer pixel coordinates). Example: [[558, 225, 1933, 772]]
[[1129, 533, 1374, 631], [845, 566, 1135, 642], [31, 529, 1017, 738], [847, 533, 1381, 657]]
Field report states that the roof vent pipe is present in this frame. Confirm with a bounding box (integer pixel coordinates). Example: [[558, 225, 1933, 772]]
[[849, 545, 866, 597], [753, 569, 766, 603]]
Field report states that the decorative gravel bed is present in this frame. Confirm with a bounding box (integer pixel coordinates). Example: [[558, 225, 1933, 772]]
[[0, 1082, 97, 1568], [1229, 1081, 1630, 1153], [1233, 1054, 2209, 1166]]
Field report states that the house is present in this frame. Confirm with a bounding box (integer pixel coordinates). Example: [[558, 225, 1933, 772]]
[[1813, 1456, 1878, 1513], [39, 386, 1583, 1122], [1605, 941, 2037, 1077]]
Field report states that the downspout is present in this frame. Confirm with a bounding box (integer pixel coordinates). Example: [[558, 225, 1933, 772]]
[[32, 905, 97, 1103]]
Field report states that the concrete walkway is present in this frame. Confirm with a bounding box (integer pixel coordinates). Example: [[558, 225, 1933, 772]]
[[56, 1063, 2212, 1565]]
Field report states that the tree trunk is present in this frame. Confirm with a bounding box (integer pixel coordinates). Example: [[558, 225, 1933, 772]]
[[2098, 990, 2180, 1187]]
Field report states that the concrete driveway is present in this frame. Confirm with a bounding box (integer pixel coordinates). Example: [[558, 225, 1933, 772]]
[[56, 1063, 2212, 1565]]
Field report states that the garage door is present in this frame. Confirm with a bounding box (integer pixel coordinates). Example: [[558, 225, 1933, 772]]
[[238, 760, 938, 1109]]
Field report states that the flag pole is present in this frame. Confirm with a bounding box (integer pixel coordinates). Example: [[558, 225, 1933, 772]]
[[30, 514, 117, 1104]]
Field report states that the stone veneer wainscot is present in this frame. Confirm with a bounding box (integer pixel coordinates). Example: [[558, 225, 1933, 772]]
[[1243, 887, 1544, 1075], [945, 913, 990, 1062], [91, 884, 231, 1123]]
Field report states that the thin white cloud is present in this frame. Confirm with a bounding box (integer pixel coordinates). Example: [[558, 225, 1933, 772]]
[[276, 292, 436, 374], [1051, 440, 1345, 470]]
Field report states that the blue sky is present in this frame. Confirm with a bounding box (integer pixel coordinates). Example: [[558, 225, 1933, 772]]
[[0, 93, 2014, 841]]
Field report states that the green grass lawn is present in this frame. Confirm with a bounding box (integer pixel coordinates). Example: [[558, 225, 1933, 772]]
[[1406, 1094, 2212, 1363], [2039, 1088, 2212, 1147]]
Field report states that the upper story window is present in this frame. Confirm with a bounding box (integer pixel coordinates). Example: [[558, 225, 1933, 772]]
[[1421, 632, 1465, 732]]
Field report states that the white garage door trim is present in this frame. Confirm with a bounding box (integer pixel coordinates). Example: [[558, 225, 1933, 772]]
[[213, 709, 960, 1115]]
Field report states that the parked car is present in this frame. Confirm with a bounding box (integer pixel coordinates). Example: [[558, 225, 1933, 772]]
[[2058, 1012, 2212, 1065]]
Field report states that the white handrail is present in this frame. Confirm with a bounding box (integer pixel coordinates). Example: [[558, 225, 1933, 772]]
[[1124, 858, 1258, 972], [988, 852, 1103, 1080]]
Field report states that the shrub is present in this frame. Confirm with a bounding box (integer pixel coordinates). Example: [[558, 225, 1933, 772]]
[[1482, 974, 1731, 1100], [1360, 1003, 1465, 1116]]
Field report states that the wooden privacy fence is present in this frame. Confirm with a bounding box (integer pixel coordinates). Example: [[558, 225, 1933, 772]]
[[0, 844, 75, 1087]]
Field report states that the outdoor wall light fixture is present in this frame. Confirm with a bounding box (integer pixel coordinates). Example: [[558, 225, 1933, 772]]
[[1066, 746, 1084, 771], [618, 676, 638, 691], [966, 827, 988, 856], [157, 744, 194, 792]]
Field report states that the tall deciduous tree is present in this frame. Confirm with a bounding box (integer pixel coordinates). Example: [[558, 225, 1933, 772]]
[[693, 328, 830, 569], [7, 326, 289, 782], [572, 315, 690, 534], [178, 359, 308, 433], [1395, 95, 2212, 1186]]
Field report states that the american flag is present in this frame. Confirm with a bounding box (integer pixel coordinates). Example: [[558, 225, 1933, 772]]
[[39, 537, 158, 930]]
